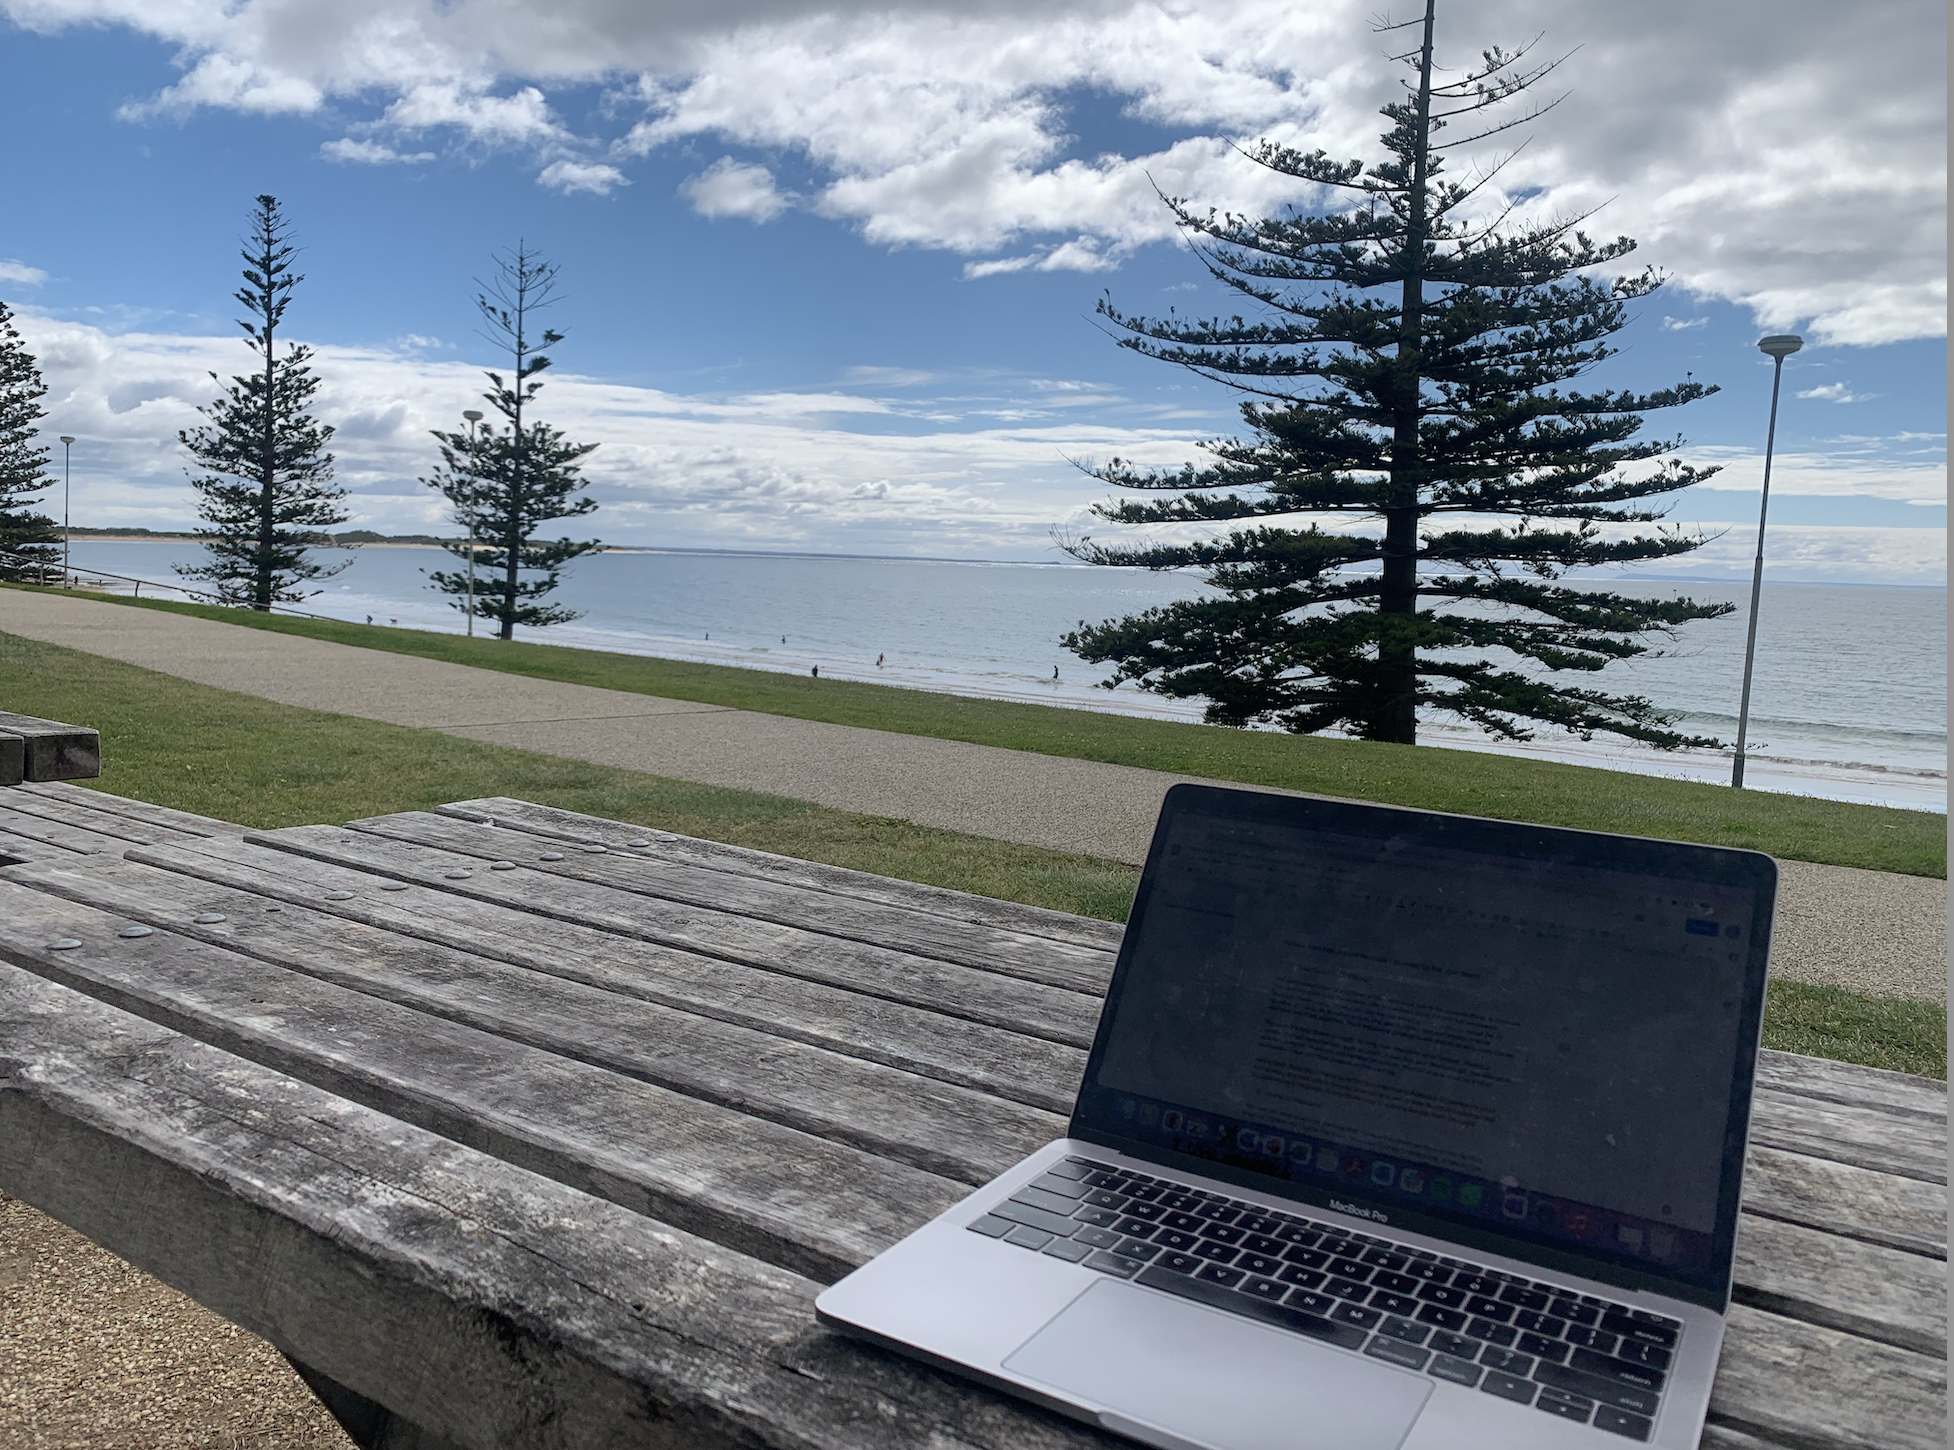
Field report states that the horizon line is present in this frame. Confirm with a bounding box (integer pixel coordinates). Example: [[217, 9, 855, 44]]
[[60, 529, 1949, 587]]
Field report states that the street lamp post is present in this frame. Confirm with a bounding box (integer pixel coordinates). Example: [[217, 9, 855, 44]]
[[59, 436, 75, 587], [461, 410, 484, 638], [1731, 334, 1803, 789]]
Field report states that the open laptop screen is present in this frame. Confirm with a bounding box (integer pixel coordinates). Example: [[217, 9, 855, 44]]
[[1071, 785, 1776, 1308]]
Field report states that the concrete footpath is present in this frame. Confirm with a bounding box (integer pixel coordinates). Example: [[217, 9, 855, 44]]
[[5, 589, 1945, 1002]]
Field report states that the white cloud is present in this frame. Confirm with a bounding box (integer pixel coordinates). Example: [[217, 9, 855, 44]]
[[121, 50, 323, 118], [1661, 316, 1708, 332], [383, 82, 563, 147], [679, 157, 789, 221], [537, 159, 628, 195], [1796, 381, 1878, 404], [4, 307, 1204, 556], [1030, 236, 1125, 273], [8, 307, 1938, 574], [4, 0, 1937, 342], [845, 366, 934, 386], [725, 391, 892, 416], [0, 259, 48, 287], [320, 137, 436, 165], [1684, 443, 1945, 505], [963, 255, 1037, 279], [1616, 524, 1947, 585]]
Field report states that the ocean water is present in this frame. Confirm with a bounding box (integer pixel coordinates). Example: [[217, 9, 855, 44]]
[[60, 540, 1948, 812]]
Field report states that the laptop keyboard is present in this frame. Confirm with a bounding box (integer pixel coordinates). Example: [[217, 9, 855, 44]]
[[969, 1156, 1680, 1443]]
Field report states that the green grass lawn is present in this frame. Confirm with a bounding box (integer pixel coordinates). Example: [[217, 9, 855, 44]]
[[3, 628, 1942, 1079], [1761, 981, 1947, 1080], [9, 584, 1942, 879]]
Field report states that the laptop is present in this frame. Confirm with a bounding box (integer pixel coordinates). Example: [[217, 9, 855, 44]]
[[817, 783, 1776, 1449]]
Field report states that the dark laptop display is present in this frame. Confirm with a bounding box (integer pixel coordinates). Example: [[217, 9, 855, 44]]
[[1071, 787, 1776, 1309]]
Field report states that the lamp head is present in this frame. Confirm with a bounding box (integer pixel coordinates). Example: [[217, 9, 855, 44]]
[[1757, 334, 1803, 359], [59, 435, 75, 445], [462, 410, 484, 423]]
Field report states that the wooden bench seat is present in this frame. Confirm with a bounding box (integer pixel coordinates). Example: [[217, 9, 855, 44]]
[[0, 712, 100, 786]]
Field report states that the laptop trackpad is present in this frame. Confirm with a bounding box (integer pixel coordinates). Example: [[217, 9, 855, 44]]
[[1004, 1280, 1431, 1450]]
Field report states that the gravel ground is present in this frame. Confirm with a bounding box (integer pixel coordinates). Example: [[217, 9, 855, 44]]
[[0, 1192, 354, 1450]]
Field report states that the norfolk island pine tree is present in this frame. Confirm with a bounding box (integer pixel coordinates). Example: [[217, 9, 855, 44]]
[[177, 195, 349, 610], [423, 245, 601, 641], [0, 300, 63, 583], [1063, 0, 1732, 749]]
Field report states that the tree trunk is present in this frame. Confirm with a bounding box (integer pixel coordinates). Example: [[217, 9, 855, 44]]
[[254, 207, 277, 617], [1376, 503, 1420, 743], [500, 527, 518, 641], [257, 268, 277, 614], [1375, 0, 1439, 746], [502, 388, 522, 642]]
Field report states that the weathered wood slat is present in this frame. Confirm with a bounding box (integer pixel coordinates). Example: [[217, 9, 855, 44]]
[[0, 878, 1060, 1197], [11, 852, 1086, 1109], [1741, 1144, 1946, 1260], [0, 710, 100, 782], [440, 795, 1129, 953], [1756, 1049, 1946, 1122], [0, 827, 81, 863], [0, 802, 140, 856], [1709, 1301, 1945, 1450], [351, 810, 1119, 994], [62, 843, 1954, 1266], [114, 833, 1954, 1186], [220, 826, 1106, 1047], [1731, 1212, 1944, 1356], [54, 844, 1091, 1112], [0, 963, 1115, 1450], [1749, 1089, 1947, 1185], [1698, 1426, 1802, 1450], [0, 883, 985, 1282], [12, 779, 237, 837], [7, 857, 1927, 1389], [127, 836, 1951, 1236], [78, 841, 1954, 1249], [0, 786, 223, 847], [87, 841, 1954, 1247]]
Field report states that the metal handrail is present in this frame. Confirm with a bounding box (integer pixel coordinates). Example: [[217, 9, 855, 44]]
[[35, 566, 348, 624]]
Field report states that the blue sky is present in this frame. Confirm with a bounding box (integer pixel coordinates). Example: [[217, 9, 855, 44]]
[[1, 0, 1943, 580]]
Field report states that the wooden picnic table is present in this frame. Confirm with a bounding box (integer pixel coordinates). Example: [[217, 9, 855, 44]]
[[0, 781, 1943, 1450]]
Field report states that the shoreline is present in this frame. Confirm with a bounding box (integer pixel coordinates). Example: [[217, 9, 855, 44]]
[[47, 546, 1949, 815]]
